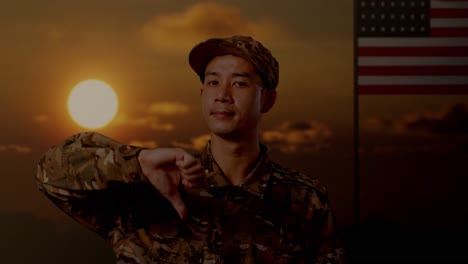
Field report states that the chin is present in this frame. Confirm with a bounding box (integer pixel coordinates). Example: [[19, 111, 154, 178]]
[[207, 120, 234, 132], [207, 124, 236, 136], [209, 127, 235, 136]]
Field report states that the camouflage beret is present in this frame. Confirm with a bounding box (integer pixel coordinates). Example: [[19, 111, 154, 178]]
[[189, 35, 279, 90]]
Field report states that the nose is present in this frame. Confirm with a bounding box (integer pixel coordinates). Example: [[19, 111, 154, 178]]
[[215, 82, 233, 103]]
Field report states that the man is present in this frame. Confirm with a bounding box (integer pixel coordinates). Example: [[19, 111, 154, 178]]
[[35, 35, 345, 263]]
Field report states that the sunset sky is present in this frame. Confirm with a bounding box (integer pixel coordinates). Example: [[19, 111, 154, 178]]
[[1, 0, 467, 262]]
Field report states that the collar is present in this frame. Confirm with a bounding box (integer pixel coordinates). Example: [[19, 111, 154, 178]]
[[198, 141, 272, 198]]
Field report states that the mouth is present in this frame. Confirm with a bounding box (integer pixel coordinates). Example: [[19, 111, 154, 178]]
[[211, 111, 235, 117]]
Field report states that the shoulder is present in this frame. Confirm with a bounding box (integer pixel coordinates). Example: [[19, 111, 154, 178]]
[[269, 161, 328, 201]]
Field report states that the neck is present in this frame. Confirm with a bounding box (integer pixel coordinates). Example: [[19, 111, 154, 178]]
[[210, 133, 261, 185]]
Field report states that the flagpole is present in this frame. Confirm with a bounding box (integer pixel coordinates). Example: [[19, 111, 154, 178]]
[[353, 0, 360, 226]]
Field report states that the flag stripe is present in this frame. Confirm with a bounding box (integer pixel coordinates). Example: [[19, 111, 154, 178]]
[[431, 9, 468, 18], [358, 47, 468, 56], [431, 18, 468, 27], [358, 84, 468, 94], [358, 66, 468, 76], [359, 76, 468, 85], [358, 38, 468, 47], [431, 1, 468, 9], [358, 57, 468, 66], [431, 27, 468, 37]]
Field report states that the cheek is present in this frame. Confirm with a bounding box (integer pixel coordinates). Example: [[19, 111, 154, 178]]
[[201, 89, 214, 101], [251, 92, 263, 111], [237, 96, 262, 116]]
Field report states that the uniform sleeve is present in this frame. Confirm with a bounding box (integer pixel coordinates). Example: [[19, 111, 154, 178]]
[[34, 132, 153, 236], [284, 168, 346, 263], [305, 184, 346, 264], [314, 201, 347, 264]]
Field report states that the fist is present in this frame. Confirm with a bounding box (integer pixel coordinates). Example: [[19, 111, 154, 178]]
[[137, 148, 206, 219]]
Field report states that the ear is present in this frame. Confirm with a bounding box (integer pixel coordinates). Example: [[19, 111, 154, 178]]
[[261, 89, 277, 113]]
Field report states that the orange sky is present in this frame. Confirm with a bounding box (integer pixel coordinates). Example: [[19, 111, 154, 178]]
[[1, 1, 468, 263]]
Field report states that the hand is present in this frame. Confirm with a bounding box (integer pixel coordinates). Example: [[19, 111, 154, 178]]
[[137, 148, 206, 219]]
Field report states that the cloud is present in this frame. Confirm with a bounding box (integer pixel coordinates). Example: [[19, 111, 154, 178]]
[[0, 144, 32, 153], [114, 114, 174, 131], [172, 134, 211, 151], [33, 114, 49, 123], [147, 102, 189, 116], [363, 103, 468, 137], [128, 140, 158, 149], [115, 101, 190, 131], [171, 120, 334, 154], [261, 121, 332, 153], [140, 2, 286, 52]]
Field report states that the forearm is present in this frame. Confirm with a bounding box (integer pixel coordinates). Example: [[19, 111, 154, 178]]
[[35, 132, 147, 200]]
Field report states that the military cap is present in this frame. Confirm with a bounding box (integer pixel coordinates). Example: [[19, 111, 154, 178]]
[[189, 35, 279, 90]]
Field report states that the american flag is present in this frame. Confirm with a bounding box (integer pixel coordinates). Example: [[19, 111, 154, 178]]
[[356, 0, 468, 94]]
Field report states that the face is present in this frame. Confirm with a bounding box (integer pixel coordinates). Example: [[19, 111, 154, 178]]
[[200, 55, 276, 140]]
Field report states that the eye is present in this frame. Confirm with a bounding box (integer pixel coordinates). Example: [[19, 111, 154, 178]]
[[205, 80, 219, 86], [233, 81, 247, 87]]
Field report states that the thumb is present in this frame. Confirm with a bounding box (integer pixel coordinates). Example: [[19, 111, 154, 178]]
[[174, 151, 185, 168], [166, 192, 187, 219]]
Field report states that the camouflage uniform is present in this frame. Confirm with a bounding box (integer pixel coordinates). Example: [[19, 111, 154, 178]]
[[35, 132, 345, 263]]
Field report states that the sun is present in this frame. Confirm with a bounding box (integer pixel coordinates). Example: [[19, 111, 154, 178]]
[[68, 80, 118, 129]]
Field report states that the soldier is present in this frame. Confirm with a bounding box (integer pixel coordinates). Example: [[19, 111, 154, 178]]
[[35, 35, 345, 263]]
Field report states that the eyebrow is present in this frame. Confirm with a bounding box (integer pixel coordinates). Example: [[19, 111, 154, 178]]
[[204, 71, 252, 78]]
